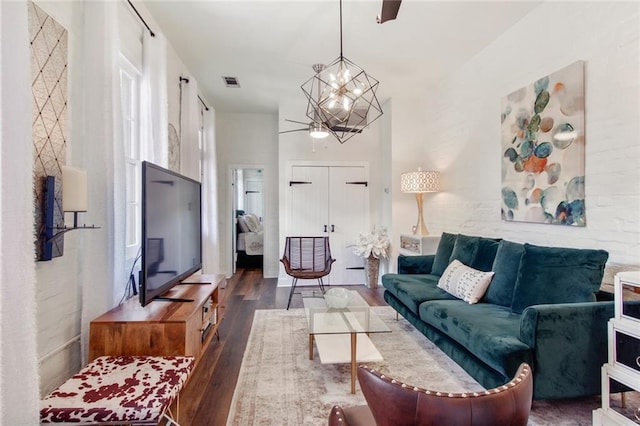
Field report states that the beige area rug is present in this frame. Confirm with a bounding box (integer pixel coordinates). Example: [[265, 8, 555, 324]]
[[226, 307, 633, 425]]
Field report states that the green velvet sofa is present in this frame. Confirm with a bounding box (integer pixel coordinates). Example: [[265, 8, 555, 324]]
[[382, 232, 614, 400]]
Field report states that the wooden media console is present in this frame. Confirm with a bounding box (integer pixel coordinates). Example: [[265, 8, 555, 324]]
[[89, 273, 225, 366]]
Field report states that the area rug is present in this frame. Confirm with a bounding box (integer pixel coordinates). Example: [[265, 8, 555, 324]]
[[226, 307, 627, 426]]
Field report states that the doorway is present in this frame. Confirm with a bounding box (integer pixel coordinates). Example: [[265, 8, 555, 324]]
[[231, 167, 264, 274]]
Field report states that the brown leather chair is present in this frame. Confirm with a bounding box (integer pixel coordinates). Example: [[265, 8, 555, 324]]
[[329, 363, 533, 426]]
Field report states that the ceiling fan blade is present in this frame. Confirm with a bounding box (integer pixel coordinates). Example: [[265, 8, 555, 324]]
[[279, 128, 308, 134], [284, 119, 310, 126], [331, 126, 363, 134], [377, 0, 402, 24]]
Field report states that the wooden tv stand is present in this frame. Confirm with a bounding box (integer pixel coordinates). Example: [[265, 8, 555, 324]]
[[88, 273, 225, 367]]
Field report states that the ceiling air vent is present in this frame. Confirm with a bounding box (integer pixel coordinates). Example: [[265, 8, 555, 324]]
[[222, 76, 240, 88]]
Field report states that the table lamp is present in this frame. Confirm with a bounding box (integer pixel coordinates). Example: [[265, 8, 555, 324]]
[[401, 168, 441, 235]]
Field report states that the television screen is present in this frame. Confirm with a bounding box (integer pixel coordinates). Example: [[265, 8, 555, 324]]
[[140, 161, 202, 306]]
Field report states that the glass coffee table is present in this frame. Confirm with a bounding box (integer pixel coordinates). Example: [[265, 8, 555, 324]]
[[303, 290, 391, 394]]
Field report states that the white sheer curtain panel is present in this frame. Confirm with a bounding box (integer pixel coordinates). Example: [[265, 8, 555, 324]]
[[141, 30, 168, 166], [179, 77, 200, 181], [202, 108, 220, 273], [79, 1, 126, 363]]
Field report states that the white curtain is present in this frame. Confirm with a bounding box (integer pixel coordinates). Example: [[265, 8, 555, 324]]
[[202, 108, 220, 273], [179, 77, 200, 181], [141, 30, 168, 167], [79, 1, 126, 363]]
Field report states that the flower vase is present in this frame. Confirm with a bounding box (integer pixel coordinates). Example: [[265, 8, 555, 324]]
[[364, 255, 380, 289]]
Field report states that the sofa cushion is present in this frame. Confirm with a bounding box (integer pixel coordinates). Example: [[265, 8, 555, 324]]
[[382, 274, 455, 315], [448, 234, 479, 266], [510, 243, 609, 314], [419, 300, 533, 378], [485, 240, 525, 307], [437, 260, 495, 304], [397, 255, 435, 274], [443, 234, 501, 274], [470, 238, 501, 272], [431, 232, 458, 276]]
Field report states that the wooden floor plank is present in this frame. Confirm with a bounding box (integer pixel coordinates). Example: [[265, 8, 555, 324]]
[[179, 268, 386, 426]]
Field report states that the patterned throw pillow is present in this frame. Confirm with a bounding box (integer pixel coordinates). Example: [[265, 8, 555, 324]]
[[437, 260, 495, 304]]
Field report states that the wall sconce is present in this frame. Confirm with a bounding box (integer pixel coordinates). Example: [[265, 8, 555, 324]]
[[401, 168, 441, 235], [40, 166, 99, 261]]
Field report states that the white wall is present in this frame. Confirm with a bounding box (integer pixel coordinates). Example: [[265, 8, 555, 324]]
[[216, 113, 279, 278], [29, 0, 84, 397], [0, 1, 40, 423], [415, 2, 640, 282], [389, 95, 435, 271]]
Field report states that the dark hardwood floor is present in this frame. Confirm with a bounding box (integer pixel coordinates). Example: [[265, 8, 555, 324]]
[[179, 267, 387, 426]]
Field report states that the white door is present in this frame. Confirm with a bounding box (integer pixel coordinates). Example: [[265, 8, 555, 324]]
[[289, 166, 329, 236], [328, 166, 368, 284], [288, 165, 368, 285], [244, 179, 263, 220]]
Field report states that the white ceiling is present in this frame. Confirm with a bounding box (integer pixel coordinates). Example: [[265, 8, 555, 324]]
[[141, 0, 539, 114]]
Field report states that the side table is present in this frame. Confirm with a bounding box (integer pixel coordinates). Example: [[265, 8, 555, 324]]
[[399, 234, 441, 256]]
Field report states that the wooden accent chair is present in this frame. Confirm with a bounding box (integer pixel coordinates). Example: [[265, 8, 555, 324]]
[[280, 236, 335, 309], [329, 363, 533, 426]]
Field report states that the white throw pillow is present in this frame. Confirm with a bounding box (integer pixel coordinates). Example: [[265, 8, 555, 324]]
[[237, 216, 251, 233], [437, 260, 495, 304], [244, 213, 262, 233]]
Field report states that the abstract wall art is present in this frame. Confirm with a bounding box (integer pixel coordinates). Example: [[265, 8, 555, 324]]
[[500, 61, 585, 226]]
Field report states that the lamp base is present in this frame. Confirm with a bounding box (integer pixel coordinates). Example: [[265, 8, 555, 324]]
[[413, 193, 429, 235]]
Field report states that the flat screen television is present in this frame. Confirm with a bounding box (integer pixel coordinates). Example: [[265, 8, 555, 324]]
[[140, 161, 202, 306]]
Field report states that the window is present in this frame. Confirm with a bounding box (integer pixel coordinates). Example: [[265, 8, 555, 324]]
[[120, 56, 142, 259]]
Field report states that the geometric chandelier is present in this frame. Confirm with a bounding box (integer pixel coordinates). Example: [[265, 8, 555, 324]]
[[301, 0, 383, 144]]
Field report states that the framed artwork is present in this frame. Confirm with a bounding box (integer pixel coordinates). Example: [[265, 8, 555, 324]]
[[500, 60, 585, 226], [30, 1, 68, 259]]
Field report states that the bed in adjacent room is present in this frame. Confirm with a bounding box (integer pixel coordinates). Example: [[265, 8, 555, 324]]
[[236, 212, 263, 268]]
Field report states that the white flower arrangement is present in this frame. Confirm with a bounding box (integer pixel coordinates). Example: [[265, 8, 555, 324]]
[[353, 226, 391, 259]]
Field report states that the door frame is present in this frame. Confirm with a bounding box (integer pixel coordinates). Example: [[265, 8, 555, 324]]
[[228, 164, 266, 276], [279, 160, 370, 286]]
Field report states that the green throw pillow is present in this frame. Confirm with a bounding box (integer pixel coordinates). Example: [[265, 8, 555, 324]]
[[431, 232, 458, 276], [510, 243, 609, 314], [470, 237, 501, 272], [448, 234, 480, 266], [485, 240, 524, 307]]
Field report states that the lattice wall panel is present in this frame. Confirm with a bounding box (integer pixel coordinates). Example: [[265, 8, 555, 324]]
[[29, 1, 68, 260]]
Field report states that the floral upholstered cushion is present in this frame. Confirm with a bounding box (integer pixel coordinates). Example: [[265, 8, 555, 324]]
[[40, 355, 194, 424]]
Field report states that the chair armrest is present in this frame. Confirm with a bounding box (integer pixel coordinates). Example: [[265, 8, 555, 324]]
[[328, 405, 349, 426], [519, 301, 614, 399], [398, 255, 435, 274]]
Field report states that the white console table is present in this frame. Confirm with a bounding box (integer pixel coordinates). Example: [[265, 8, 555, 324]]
[[593, 271, 640, 425], [399, 234, 440, 256]]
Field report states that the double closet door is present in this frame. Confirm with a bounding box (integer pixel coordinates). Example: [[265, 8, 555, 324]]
[[288, 164, 369, 285]]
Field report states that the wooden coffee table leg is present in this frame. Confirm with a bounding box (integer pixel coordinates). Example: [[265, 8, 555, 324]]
[[309, 334, 314, 360], [351, 333, 357, 394]]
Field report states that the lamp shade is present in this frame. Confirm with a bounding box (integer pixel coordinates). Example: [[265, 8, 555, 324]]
[[62, 166, 87, 212], [401, 169, 441, 193]]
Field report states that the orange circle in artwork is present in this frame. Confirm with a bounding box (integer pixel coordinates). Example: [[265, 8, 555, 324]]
[[523, 155, 547, 173], [530, 188, 543, 204]]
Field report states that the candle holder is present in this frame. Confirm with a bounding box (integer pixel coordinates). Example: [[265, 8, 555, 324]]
[[40, 167, 100, 261]]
